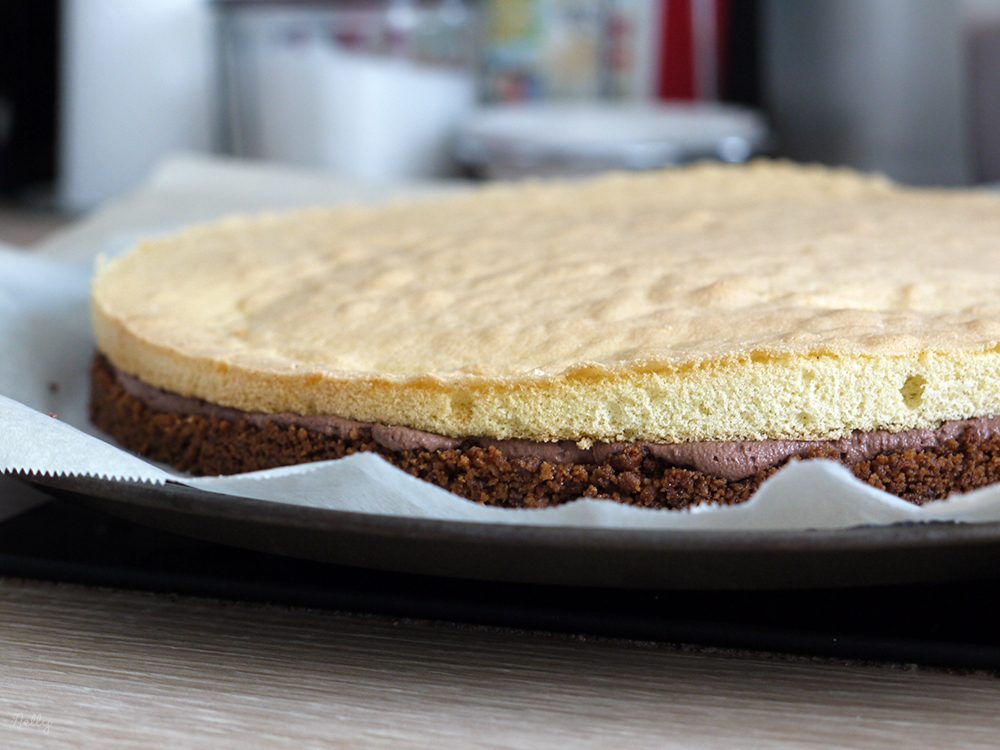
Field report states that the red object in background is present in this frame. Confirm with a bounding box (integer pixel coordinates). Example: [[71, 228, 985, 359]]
[[658, 0, 694, 99], [657, 0, 729, 101]]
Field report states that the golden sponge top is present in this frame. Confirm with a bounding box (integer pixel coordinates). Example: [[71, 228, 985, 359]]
[[92, 161, 1000, 442]]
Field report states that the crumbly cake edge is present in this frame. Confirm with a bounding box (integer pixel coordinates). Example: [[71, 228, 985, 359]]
[[88, 353, 1000, 508]]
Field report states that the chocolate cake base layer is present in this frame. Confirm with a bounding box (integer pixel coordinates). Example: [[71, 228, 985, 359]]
[[89, 354, 1000, 509]]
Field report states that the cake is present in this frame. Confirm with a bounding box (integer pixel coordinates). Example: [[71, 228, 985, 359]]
[[90, 162, 1000, 509]]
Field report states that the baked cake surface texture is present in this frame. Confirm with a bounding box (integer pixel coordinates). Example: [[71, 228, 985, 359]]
[[90, 161, 1000, 508]]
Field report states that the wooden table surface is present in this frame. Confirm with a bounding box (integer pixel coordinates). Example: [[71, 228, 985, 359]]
[[2, 577, 1000, 749], [4, 189, 1000, 748]]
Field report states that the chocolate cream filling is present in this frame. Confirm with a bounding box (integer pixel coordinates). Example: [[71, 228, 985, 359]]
[[113, 364, 1000, 481]]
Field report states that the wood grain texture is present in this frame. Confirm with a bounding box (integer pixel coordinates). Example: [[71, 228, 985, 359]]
[[2, 578, 1000, 748]]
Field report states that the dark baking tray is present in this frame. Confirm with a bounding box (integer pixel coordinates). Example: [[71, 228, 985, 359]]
[[4, 496, 1000, 671], [20, 474, 1000, 590]]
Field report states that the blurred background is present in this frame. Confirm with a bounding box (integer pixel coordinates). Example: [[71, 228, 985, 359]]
[[1, 0, 999, 218]]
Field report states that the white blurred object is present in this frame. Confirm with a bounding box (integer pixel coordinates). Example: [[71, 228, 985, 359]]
[[59, 0, 215, 211], [254, 45, 474, 181], [456, 102, 769, 179], [220, 3, 477, 182]]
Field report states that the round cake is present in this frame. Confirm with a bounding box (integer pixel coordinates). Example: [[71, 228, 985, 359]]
[[90, 161, 1000, 508]]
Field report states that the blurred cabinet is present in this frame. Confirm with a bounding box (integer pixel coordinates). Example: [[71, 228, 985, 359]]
[[762, 0, 994, 186]]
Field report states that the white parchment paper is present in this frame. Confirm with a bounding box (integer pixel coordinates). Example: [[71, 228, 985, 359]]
[[5, 153, 1000, 530]]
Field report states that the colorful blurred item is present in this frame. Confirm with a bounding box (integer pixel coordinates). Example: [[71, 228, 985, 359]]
[[466, 0, 765, 180], [217, 0, 478, 182], [481, 0, 661, 101], [480, 0, 735, 104]]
